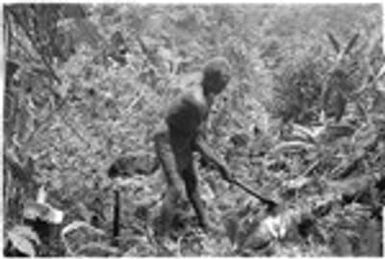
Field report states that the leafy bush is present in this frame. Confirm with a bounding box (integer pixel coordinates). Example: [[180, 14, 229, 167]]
[[268, 53, 324, 125]]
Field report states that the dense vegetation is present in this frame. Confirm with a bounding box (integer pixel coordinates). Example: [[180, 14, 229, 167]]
[[3, 4, 384, 256]]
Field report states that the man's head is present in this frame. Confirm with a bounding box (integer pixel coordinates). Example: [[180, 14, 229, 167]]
[[201, 57, 231, 96]]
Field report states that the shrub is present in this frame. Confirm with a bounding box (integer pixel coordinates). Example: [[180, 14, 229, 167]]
[[268, 53, 324, 125]]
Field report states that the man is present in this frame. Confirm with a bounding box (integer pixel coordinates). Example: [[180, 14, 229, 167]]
[[153, 57, 233, 234]]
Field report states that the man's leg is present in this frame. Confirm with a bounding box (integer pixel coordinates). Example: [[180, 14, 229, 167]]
[[181, 163, 209, 230], [153, 131, 184, 235]]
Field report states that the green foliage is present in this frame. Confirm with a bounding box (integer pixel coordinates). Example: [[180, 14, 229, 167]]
[[4, 3, 384, 257], [5, 4, 87, 63], [269, 53, 324, 124], [6, 225, 40, 256]]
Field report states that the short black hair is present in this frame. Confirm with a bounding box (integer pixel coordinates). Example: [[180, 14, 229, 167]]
[[203, 56, 231, 79]]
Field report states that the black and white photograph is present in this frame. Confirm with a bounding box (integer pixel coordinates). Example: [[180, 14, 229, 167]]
[[3, 2, 385, 256]]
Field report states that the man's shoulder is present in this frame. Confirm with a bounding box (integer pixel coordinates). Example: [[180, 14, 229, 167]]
[[166, 84, 207, 125], [165, 72, 207, 119], [178, 86, 206, 110], [168, 72, 202, 92]]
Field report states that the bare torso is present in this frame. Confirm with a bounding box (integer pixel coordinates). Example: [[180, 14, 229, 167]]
[[162, 85, 211, 170], [167, 85, 210, 141]]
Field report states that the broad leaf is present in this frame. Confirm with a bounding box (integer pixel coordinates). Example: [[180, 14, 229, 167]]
[[272, 141, 316, 155], [61, 221, 106, 238], [7, 232, 36, 256], [327, 32, 340, 53], [10, 225, 40, 245], [23, 201, 64, 224], [343, 33, 359, 55]]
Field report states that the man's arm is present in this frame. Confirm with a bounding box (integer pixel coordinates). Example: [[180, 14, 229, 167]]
[[194, 134, 233, 182]]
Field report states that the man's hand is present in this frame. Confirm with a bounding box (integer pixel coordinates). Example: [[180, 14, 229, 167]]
[[194, 135, 235, 182]]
